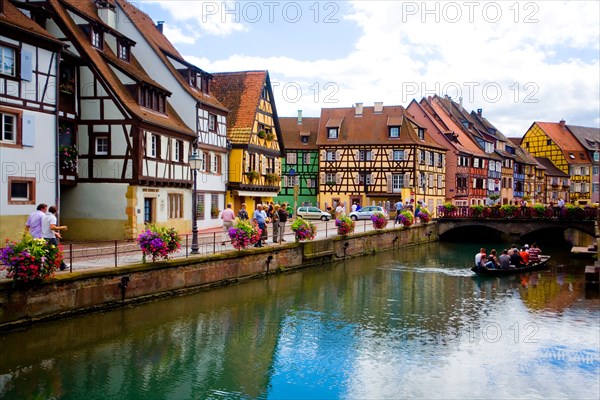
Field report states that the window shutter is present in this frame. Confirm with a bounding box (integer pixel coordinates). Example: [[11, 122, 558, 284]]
[[336, 150, 341, 161], [354, 173, 360, 185], [22, 115, 35, 147], [320, 150, 326, 161], [354, 150, 359, 160], [386, 173, 392, 193], [275, 158, 280, 175], [244, 151, 250, 172], [261, 155, 267, 174], [20, 49, 33, 81], [387, 149, 393, 160], [305, 153, 310, 164], [428, 174, 434, 187], [404, 172, 411, 188], [335, 172, 342, 184], [320, 172, 326, 183]]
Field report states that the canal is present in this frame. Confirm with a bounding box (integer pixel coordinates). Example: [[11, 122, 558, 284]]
[[0, 242, 598, 399]]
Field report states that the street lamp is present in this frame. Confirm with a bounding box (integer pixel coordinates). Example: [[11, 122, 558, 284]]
[[189, 149, 202, 254]]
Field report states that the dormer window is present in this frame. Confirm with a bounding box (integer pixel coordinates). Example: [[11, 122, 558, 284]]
[[389, 126, 399, 138], [201, 76, 209, 93], [208, 114, 217, 131], [91, 27, 103, 49], [327, 128, 338, 139], [418, 128, 425, 140], [138, 85, 166, 114], [301, 136, 308, 144], [117, 41, 130, 62]]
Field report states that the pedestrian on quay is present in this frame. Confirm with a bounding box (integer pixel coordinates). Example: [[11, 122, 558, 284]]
[[278, 203, 289, 242], [42, 205, 68, 270], [237, 203, 249, 220], [25, 203, 48, 238], [221, 203, 235, 246], [253, 204, 267, 247], [271, 204, 280, 243]]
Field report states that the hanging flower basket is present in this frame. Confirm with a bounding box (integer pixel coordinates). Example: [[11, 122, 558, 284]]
[[397, 210, 414, 227], [335, 215, 355, 235], [0, 234, 63, 283], [371, 212, 388, 229], [137, 224, 181, 262], [59, 144, 78, 172], [228, 218, 261, 249], [417, 208, 431, 223], [291, 217, 317, 241]]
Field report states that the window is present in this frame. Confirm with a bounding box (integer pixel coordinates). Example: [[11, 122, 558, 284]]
[[418, 128, 425, 140], [301, 136, 308, 144], [303, 153, 311, 164], [138, 87, 166, 114], [437, 153, 444, 167], [393, 150, 404, 161], [325, 172, 336, 184], [8, 177, 35, 205], [389, 126, 399, 138], [418, 150, 425, 164], [95, 136, 109, 155], [197, 194, 205, 220], [214, 154, 222, 174], [426, 151, 433, 166], [306, 178, 315, 188], [359, 173, 372, 185], [420, 172, 426, 187], [0, 45, 16, 76], [91, 27, 103, 49], [593, 165, 599, 175], [211, 194, 219, 219], [286, 153, 297, 164], [327, 128, 338, 139], [473, 158, 480, 168], [1, 112, 16, 144], [326, 150, 336, 161], [358, 150, 372, 161], [392, 174, 404, 192], [117, 42, 130, 61], [150, 134, 158, 158], [168, 193, 183, 219], [173, 140, 182, 162], [208, 114, 217, 131], [547, 139, 551, 146]]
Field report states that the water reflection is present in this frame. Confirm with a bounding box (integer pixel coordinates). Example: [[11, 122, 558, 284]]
[[0, 243, 598, 399]]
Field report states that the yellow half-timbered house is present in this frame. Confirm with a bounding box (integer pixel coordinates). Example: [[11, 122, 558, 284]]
[[211, 71, 284, 212], [316, 103, 446, 215]]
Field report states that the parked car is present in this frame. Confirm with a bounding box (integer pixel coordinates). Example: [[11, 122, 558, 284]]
[[296, 206, 331, 221], [348, 206, 389, 221]]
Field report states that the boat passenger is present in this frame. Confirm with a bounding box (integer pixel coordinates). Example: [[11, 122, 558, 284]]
[[499, 249, 511, 269], [520, 247, 530, 264], [510, 249, 526, 268], [528, 243, 542, 264], [475, 248, 486, 268], [485, 249, 500, 269]]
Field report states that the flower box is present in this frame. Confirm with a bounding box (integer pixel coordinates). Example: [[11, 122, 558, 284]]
[[0, 235, 64, 283], [371, 212, 388, 229], [228, 218, 261, 249], [137, 225, 181, 262], [291, 218, 316, 241], [335, 215, 355, 235]]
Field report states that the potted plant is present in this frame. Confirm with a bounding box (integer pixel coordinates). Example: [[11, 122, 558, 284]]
[[210, 206, 219, 218], [291, 217, 317, 241], [245, 170, 259, 183], [417, 208, 431, 223], [228, 218, 262, 249], [0, 234, 64, 283], [371, 212, 388, 229], [266, 131, 275, 141], [137, 224, 181, 262], [397, 210, 414, 226], [257, 130, 267, 139], [335, 215, 355, 235], [265, 173, 279, 185], [59, 144, 78, 172]]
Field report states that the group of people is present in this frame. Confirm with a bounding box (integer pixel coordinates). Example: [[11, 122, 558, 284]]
[[393, 198, 419, 224], [220, 202, 290, 247], [475, 243, 543, 270], [25, 203, 68, 270]]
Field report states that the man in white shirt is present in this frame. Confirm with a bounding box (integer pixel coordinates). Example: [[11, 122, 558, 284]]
[[42, 205, 67, 246], [335, 203, 345, 217]]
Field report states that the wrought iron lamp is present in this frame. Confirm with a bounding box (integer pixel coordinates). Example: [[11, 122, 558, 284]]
[[189, 150, 202, 254]]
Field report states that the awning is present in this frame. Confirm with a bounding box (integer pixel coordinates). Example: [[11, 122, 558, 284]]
[[236, 191, 280, 197]]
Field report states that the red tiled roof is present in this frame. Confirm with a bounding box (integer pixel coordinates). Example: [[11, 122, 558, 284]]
[[315, 105, 445, 149], [211, 71, 266, 131], [536, 122, 591, 164], [0, 0, 62, 44], [116, 0, 228, 112], [567, 125, 600, 151], [279, 117, 319, 149], [49, 0, 194, 137]]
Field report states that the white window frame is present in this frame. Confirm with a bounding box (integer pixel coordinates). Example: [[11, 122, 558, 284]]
[[389, 126, 399, 138], [95, 136, 108, 155], [393, 150, 404, 161], [286, 153, 297, 164], [392, 174, 403, 192], [208, 114, 217, 131], [150, 134, 158, 158], [327, 128, 338, 139], [0, 46, 16, 76], [1, 112, 16, 143], [326, 150, 336, 161]]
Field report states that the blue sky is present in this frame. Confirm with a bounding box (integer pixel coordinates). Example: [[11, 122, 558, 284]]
[[135, 1, 600, 136]]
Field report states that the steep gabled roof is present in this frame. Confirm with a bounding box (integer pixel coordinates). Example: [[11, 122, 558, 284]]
[[279, 116, 319, 150], [535, 122, 591, 164], [1, 0, 63, 47], [49, 0, 193, 136], [116, 0, 227, 112], [535, 157, 569, 177], [315, 105, 445, 149], [566, 125, 600, 151]]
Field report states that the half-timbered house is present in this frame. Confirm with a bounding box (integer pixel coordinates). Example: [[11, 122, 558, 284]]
[[522, 121, 592, 204], [534, 157, 570, 205], [0, 0, 64, 242], [275, 112, 319, 209], [211, 71, 284, 213], [27, 0, 198, 240], [316, 103, 446, 214]]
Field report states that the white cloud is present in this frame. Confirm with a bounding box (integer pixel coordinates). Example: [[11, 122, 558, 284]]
[[162, 24, 198, 44], [174, 0, 599, 134]]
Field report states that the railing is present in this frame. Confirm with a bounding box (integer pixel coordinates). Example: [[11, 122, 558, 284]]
[[437, 205, 598, 221]]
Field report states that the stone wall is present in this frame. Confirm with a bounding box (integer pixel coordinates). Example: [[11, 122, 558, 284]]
[[0, 223, 438, 330]]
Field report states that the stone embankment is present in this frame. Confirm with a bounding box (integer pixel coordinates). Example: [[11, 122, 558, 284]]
[[0, 223, 437, 331]]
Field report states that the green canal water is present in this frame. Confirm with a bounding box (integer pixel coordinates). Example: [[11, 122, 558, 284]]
[[0, 242, 598, 399]]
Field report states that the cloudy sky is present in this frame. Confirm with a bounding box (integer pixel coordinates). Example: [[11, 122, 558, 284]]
[[136, 0, 600, 136]]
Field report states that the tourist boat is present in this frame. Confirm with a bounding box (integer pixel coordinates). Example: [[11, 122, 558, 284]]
[[471, 255, 551, 276]]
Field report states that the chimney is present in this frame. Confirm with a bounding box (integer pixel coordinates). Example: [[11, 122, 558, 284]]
[[374, 102, 383, 114], [477, 108, 482, 117], [96, 0, 116, 29], [297, 110, 302, 125], [156, 21, 164, 33], [459, 96, 463, 107], [355, 102, 363, 117], [559, 119, 566, 128]]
